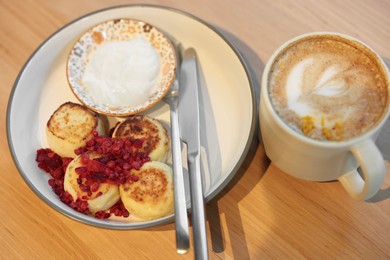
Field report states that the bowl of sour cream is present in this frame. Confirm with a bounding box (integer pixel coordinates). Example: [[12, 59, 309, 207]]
[[67, 18, 176, 116]]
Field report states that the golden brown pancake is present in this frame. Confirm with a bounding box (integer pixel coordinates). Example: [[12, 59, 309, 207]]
[[119, 161, 174, 220], [113, 115, 170, 162], [46, 102, 107, 158]]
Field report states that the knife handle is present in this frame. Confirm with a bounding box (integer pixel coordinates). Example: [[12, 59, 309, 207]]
[[188, 153, 209, 260], [170, 108, 190, 254]]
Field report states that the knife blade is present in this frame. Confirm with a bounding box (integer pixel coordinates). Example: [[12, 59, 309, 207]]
[[178, 48, 208, 260]]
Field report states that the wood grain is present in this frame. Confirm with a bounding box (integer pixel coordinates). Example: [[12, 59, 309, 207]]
[[1, 0, 390, 259]]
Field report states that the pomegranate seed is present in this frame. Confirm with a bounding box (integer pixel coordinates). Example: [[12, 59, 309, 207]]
[[119, 176, 126, 184], [48, 179, 55, 187], [131, 174, 139, 182], [131, 161, 141, 170], [69, 201, 76, 208], [122, 211, 130, 218], [86, 139, 95, 147], [74, 147, 84, 155], [115, 166, 123, 173], [122, 163, 131, 170], [107, 161, 116, 169], [81, 201, 88, 210], [95, 211, 110, 219], [80, 184, 90, 192], [91, 183, 100, 192]]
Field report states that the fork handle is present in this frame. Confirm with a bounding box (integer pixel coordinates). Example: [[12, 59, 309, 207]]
[[187, 152, 208, 260], [170, 107, 190, 253]]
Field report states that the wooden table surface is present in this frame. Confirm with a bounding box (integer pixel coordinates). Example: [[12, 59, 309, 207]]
[[2, 0, 390, 259]]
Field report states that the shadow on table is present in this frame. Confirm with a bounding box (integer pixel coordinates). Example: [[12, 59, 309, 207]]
[[376, 57, 390, 162], [368, 57, 390, 203], [367, 187, 390, 203], [204, 27, 269, 258], [206, 138, 266, 258]]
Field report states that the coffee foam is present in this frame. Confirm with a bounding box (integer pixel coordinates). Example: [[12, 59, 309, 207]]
[[269, 35, 388, 141]]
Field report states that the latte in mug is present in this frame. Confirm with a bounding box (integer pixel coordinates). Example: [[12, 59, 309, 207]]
[[268, 34, 388, 141]]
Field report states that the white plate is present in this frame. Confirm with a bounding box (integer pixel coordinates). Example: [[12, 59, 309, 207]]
[[7, 5, 256, 229]]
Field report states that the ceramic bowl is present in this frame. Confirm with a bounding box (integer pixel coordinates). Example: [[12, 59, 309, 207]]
[[67, 18, 176, 116]]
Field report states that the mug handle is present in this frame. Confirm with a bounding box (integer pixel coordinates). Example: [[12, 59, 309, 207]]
[[338, 139, 386, 200]]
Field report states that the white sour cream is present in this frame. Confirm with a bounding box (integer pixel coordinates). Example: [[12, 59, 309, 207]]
[[82, 35, 161, 107]]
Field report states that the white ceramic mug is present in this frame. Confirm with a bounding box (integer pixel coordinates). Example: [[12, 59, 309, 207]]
[[259, 32, 390, 200]]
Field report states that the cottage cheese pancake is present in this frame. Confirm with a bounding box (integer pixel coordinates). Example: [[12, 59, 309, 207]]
[[113, 115, 170, 162], [119, 161, 174, 220], [268, 35, 388, 141], [64, 152, 120, 213], [46, 102, 107, 158]]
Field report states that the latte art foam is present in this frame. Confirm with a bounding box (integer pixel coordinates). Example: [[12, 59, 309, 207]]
[[269, 35, 388, 141]]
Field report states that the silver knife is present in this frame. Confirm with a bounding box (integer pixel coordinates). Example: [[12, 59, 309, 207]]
[[178, 48, 208, 259]]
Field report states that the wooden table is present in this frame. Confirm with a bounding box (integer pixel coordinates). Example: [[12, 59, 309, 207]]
[[1, 0, 390, 259]]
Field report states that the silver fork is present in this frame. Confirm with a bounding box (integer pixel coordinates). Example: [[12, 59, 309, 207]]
[[163, 42, 190, 254]]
